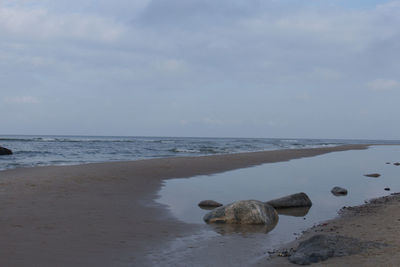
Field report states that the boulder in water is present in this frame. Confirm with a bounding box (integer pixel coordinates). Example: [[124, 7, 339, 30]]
[[266, 192, 312, 208], [203, 200, 278, 225], [0, 146, 12, 155]]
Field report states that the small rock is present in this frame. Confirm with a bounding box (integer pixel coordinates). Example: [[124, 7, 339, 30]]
[[386, 162, 391, 164], [266, 192, 312, 208], [0, 146, 12, 155], [331, 187, 348, 196], [394, 163, 400, 166], [384, 188, 390, 191], [198, 200, 223, 208], [364, 173, 381, 178]]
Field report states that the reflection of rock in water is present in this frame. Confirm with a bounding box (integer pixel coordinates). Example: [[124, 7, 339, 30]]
[[209, 218, 279, 235], [199, 206, 219, 211], [276, 206, 311, 217]]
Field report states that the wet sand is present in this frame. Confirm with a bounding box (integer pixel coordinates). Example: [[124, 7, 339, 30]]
[[261, 193, 400, 266], [0, 145, 368, 266]]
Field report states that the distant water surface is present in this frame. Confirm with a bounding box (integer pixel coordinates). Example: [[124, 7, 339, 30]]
[[0, 135, 399, 171]]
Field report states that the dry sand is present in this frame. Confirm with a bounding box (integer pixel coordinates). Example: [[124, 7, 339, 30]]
[[0, 144, 384, 266]]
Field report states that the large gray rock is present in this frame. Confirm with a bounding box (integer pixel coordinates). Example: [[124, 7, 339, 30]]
[[289, 234, 385, 265], [0, 146, 12, 155], [203, 200, 278, 225], [266, 192, 312, 208], [331, 186, 348, 196]]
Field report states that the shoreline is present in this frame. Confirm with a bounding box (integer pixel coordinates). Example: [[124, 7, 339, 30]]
[[261, 193, 400, 266], [0, 144, 370, 177], [0, 144, 373, 266]]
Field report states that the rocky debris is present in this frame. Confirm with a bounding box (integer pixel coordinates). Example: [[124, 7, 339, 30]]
[[0, 146, 12, 155], [384, 188, 390, 191], [266, 192, 312, 208], [394, 162, 400, 166], [364, 173, 381, 178], [203, 200, 278, 226], [331, 187, 348, 196], [198, 200, 223, 208], [289, 234, 386, 265]]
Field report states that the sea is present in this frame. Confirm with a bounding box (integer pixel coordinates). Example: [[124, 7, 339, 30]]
[[0, 135, 399, 171]]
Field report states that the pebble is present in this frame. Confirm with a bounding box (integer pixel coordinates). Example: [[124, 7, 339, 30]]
[[364, 173, 381, 178]]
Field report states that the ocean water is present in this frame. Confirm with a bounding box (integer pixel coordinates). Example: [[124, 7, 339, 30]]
[[0, 135, 399, 171]]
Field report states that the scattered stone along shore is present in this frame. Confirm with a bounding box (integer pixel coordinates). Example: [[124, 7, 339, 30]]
[[0, 146, 12, 155], [288, 234, 386, 265], [260, 193, 400, 266], [331, 186, 348, 196]]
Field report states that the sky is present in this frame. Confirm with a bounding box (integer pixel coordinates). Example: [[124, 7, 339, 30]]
[[0, 0, 399, 139]]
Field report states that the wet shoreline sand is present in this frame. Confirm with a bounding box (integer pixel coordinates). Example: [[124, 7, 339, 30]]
[[261, 193, 400, 266], [0, 145, 373, 266]]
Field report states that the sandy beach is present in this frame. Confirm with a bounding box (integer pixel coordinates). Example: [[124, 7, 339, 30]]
[[0, 144, 394, 266], [261, 193, 400, 266]]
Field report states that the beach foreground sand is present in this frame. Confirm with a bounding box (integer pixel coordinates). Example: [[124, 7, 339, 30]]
[[0, 144, 392, 266], [260, 193, 400, 266]]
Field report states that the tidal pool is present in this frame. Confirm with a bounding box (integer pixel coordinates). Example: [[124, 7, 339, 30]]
[[157, 145, 400, 248]]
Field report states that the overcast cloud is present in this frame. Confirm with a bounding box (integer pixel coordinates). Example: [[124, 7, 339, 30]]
[[1, 0, 399, 139]]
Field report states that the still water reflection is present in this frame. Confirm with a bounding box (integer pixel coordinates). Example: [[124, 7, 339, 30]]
[[157, 146, 400, 245]]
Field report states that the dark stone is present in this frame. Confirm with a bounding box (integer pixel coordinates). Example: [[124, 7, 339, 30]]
[[394, 163, 400, 166], [203, 200, 278, 226], [289, 234, 386, 265], [266, 192, 312, 208], [331, 187, 348, 196], [0, 146, 12, 155], [384, 188, 390, 191], [364, 173, 381, 178], [198, 200, 223, 208]]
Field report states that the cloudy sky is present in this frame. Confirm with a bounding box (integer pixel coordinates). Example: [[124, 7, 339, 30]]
[[1, 0, 399, 139]]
